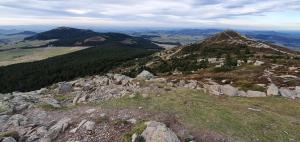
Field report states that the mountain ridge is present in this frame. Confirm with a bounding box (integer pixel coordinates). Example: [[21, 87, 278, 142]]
[[25, 27, 162, 50]]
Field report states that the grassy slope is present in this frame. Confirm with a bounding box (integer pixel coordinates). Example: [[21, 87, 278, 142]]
[[100, 88, 300, 142], [0, 47, 88, 66]]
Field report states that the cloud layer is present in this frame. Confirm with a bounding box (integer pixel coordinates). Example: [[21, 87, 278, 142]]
[[0, 0, 300, 30]]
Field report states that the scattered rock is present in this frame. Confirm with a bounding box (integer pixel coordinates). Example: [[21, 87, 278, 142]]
[[43, 118, 71, 140], [141, 121, 180, 142], [254, 60, 264, 66], [136, 70, 155, 80], [246, 91, 266, 97], [70, 119, 87, 133], [58, 82, 72, 94], [267, 84, 279, 96], [7, 114, 28, 127], [82, 121, 95, 131], [85, 109, 96, 114]]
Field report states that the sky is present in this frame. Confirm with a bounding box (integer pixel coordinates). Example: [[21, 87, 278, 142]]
[[0, 0, 300, 30]]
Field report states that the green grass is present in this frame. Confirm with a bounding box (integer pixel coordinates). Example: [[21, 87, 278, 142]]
[[99, 89, 300, 142], [123, 121, 147, 142], [235, 80, 266, 92], [37, 103, 61, 111]]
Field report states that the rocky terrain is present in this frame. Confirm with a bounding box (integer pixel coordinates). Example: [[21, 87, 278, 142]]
[[1, 68, 300, 142], [1, 30, 300, 142]]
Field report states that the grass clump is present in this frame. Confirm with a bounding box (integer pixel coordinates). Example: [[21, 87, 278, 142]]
[[54, 94, 73, 102], [0, 131, 19, 140], [236, 80, 266, 92], [123, 121, 147, 142], [37, 103, 60, 111]]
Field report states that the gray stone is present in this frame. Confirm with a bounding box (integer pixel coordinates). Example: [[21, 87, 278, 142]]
[[267, 84, 279, 96], [137, 70, 155, 80], [43, 118, 71, 140], [8, 114, 28, 126], [44, 98, 61, 108], [246, 91, 267, 97], [70, 119, 87, 133], [295, 86, 300, 98], [237, 91, 247, 97], [203, 84, 222, 96], [221, 85, 238, 96], [83, 121, 95, 131], [141, 121, 180, 142], [58, 82, 72, 94], [113, 74, 132, 85], [2, 137, 17, 142], [279, 88, 297, 99]]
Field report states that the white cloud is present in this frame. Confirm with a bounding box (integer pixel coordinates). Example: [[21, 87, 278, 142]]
[[0, 0, 300, 30]]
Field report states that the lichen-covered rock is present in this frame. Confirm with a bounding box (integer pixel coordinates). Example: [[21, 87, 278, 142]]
[[58, 82, 72, 94], [267, 84, 279, 96], [141, 121, 180, 142]]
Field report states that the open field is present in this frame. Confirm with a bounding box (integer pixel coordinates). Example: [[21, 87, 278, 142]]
[[0, 47, 88, 66], [99, 88, 300, 142]]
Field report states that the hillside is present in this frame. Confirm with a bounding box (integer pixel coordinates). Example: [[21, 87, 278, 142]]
[[25, 27, 162, 50], [0, 46, 156, 93]]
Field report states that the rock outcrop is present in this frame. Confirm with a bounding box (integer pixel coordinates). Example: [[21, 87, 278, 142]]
[[136, 70, 155, 80], [141, 121, 180, 142], [267, 84, 279, 96]]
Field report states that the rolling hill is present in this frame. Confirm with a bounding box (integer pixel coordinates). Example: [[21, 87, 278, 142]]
[[25, 27, 162, 50]]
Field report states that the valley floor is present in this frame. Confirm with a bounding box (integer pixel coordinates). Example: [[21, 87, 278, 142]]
[[0, 47, 88, 66]]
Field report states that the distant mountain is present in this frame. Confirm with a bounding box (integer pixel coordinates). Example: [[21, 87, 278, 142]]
[[177, 30, 297, 57], [6, 31, 36, 36], [25, 27, 162, 50]]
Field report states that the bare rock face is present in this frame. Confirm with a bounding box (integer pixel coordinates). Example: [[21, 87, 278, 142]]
[[137, 70, 155, 80], [246, 91, 266, 97], [267, 84, 279, 96], [221, 85, 238, 96], [141, 121, 180, 142]]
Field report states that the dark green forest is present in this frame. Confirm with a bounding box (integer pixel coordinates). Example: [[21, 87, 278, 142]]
[[0, 46, 155, 93]]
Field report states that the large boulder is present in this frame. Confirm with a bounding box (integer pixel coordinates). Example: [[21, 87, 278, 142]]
[[221, 85, 238, 96], [136, 70, 155, 80], [246, 91, 267, 97], [141, 121, 180, 142], [267, 84, 279, 96], [279, 88, 297, 99]]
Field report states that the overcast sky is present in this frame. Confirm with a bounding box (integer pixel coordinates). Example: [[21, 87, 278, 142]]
[[0, 0, 300, 30]]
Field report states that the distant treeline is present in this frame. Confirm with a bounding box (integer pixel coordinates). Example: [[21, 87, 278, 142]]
[[0, 46, 155, 93]]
